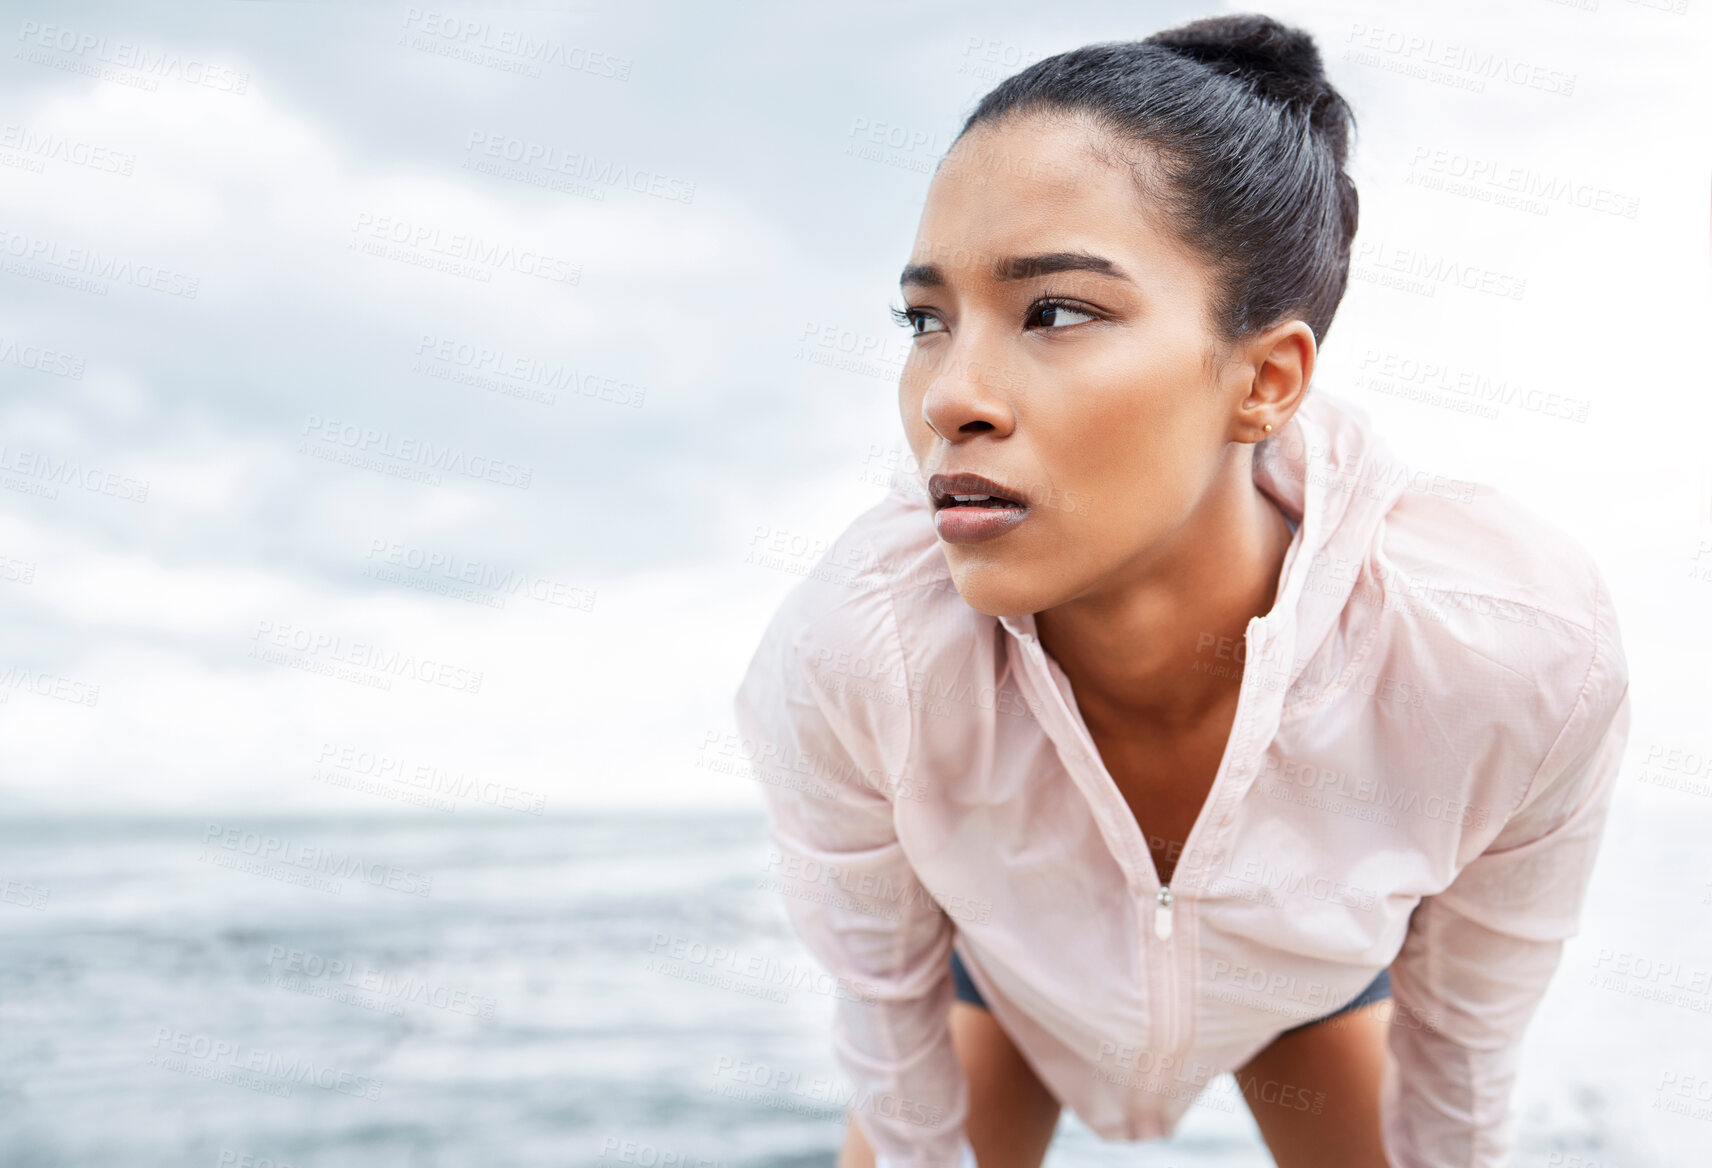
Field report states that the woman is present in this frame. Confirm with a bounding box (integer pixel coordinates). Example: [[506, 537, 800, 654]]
[[733, 14, 1630, 1168]]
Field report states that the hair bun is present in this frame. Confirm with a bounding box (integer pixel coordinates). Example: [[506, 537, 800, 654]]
[[1146, 14, 1328, 103], [1144, 14, 1349, 158]]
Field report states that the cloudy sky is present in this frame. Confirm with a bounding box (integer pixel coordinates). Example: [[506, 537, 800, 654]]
[[1, 0, 1707, 816]]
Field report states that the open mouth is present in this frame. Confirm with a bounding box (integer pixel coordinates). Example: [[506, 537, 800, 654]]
[[928, 472, 1031, 544], [928, 472, 1029, 511], [938, 492, 1025, 510]]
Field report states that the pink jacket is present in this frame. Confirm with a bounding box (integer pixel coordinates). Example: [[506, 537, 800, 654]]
[[732, 388, 1631, 1167]]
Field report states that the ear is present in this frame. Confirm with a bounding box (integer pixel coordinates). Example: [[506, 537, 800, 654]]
[[1227, 319, 1315, 444]]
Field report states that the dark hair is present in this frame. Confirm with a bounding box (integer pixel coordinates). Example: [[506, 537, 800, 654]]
[[952, 14, 1359, 352]]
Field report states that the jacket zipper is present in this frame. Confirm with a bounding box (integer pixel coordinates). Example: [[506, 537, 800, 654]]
[[1015, 604, 1279, 1119], [1155, 882, 1177, 1056], [1020, 631, 1191, 1075]]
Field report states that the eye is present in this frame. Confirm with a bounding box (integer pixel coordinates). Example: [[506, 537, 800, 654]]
[[889, 303, 946, 336], [1028, 297, 1098, 329]]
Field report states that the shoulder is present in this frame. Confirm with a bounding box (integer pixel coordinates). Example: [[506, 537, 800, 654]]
[[1364, 479, 1629, 808], [1376, 478, 1625, 671], [737, 484, 974, 771], [1383, 479, 1606, 627], [750, 481, 968, 665]]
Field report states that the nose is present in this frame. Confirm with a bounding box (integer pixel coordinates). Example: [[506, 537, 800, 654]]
[[919, 344, 1017, 444]]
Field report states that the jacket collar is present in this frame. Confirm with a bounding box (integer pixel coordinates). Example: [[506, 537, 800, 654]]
[[995, 390, 1410, 704]]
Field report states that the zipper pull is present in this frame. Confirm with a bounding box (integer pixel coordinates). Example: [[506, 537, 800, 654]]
[[1155, 884, 1173, 940]]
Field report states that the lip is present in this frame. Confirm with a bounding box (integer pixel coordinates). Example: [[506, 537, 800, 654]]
[[927, 471, 1031, 545], [928, 472, 1029, 509]]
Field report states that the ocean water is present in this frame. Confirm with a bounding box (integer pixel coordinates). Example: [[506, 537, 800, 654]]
[[0, 809, 1690, 1166]]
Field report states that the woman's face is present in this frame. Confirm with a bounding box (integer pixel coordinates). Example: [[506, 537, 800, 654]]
[[896, 110, 1299, 617]]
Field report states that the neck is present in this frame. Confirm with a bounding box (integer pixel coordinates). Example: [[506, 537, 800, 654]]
[[1032, 455, 1294, 741]]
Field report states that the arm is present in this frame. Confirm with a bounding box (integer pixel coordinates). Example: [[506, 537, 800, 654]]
[[733, 606, 975, 1167], [1380, 610, 1632, 1167]]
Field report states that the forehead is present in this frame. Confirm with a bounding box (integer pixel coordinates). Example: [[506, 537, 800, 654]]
[[908, 110, 1197, 286]]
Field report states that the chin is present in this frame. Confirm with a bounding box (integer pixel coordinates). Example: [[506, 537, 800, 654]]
[[945, 565, 1044, 619]]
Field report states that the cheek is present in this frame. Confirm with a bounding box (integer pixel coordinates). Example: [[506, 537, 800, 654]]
[[898, 373, 941, 451], [897, 366, 921, 417], [897, 392, 929, 458], [1022, 402, 1224, 572], [1027, 370, 1204, 499]]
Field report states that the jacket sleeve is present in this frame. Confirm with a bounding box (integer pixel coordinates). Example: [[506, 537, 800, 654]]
[[1380, 596, 1632, 1167], [733, 596, 974, 1166]]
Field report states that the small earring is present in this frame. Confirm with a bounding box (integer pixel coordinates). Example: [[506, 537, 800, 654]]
[[1263, 423, 1273, 433]]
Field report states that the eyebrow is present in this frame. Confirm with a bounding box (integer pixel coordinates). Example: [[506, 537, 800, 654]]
[[898, 251, 1133, 288]]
